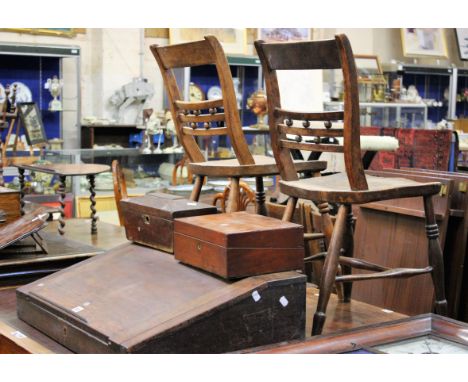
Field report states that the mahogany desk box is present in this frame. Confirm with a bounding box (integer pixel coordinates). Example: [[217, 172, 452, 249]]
[[120, 193, 217, 253], [0, 186, 20, 224], [16, 243, 306, 353], [174, 211, 305, 279]]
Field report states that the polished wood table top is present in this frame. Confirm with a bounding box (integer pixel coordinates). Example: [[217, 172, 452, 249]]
[[14, 163, 110, 176]]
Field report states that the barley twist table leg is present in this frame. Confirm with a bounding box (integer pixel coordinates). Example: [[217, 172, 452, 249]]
[[58, 175, 67, 235], [88, 174, 97, 235], [18, 168, 26, 216]]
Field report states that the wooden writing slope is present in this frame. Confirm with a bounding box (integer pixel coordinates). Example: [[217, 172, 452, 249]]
[[17, 243, 306, 353]]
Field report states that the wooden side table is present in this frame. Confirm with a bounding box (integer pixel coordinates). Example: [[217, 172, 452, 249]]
[[14, 163, 110, 235]]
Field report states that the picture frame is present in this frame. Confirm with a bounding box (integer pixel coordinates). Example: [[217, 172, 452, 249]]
[[249, 314, 468, 354], [0, 28, 77, 38], [169, 29, 246, 55], [257, 28, 312, 43], [401, 28, 448, 58], [455, 28, 468, 61], [17, 102, 48, 146], [354, 54, 387, 84]]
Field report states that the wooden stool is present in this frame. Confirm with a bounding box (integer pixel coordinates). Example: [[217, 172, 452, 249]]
[[255, 34, 448, 335], [150, 36, 326, 215]]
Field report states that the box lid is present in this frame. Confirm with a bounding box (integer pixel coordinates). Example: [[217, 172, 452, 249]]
[[174, 211, 304, 249], [120, 193, 217, 220], [0, 186, 19, 195]]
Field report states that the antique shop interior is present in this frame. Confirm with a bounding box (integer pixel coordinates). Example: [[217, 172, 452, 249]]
[[1, 26, 468, 356]]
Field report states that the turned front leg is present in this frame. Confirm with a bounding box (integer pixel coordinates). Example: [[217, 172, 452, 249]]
[[255, 176, 267, 216], [226, 177, 240, 213], [312, 204, 348, 336], [342, 204, 355, 302], [87, 174, 97, 235], [190, 175, 205, 202], [423, 195, 447, 316]]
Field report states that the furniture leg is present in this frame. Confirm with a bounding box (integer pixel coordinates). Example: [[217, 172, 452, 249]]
[[18, 167, 25, 216], [282, 197, 298, 222], [342, 204, 355, 302], [423, 195, 448, 316], [58, 175, 67, 235], [255, 176, 267, 216], [226, 177, 240, 213], [189, 175, 205, 202], [312, 204, 347, 336], [87, 174, 97, 235]]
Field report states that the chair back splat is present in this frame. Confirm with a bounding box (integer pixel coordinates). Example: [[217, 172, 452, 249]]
[[151, 36, 254, 165], [255, 34, 368, 190]]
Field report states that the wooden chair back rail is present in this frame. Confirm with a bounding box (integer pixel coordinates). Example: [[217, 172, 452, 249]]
[[182, 127, 229, 136], [255, 34, 367, 189], [179, 112, 225, 124], [258, 39, 341, 70], [279, 125, 344, 137], [274, 108, 344, 121], [151, 36, 255, 165], [281, 140, 344, 153], [175, 99, 224, 110], [154, 40, 216, 69]]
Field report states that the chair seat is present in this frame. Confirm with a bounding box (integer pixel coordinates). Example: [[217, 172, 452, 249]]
[[189, 155, 327, 177], [280, 173, 441, 204]]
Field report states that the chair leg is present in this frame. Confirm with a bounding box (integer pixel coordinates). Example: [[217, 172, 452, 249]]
[[282, 197, 298, 222], [342, 204, 355, 302], [312, 204, 347, 336], [423, 195, 448, 316], [226, 177, 240, 213], [255, 176, 268, 216], [190, 175, 205, 202]]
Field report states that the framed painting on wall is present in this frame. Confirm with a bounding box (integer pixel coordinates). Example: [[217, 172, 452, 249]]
[[257, 28, 311, 42], [17, 102, 48, 146], [455, 28, 468, 60], [354, 55, 386, 84], [0, 28, 78, 37], [169, 29, 246, 55], [401, 28, 448, 58]]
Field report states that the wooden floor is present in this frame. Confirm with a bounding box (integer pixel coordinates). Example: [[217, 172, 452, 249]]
[[0, 218, 405, 353]]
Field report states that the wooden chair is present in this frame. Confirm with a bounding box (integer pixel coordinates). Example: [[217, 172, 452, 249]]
[[212, 180, 256, 212], [255, 34, 448, 335], [150, 36, 327, 215], [112, 160, 127, 226]]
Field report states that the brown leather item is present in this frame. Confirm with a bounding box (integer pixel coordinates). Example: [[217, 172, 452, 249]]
[[174, 211, 304, 279], [120, 193, 217, 253], [17, 243, 306, 353]]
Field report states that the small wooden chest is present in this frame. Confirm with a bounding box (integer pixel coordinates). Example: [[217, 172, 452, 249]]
[[0, 186, 20, 224], [120, 192, 217, 253], [174, 211, 304, 279]]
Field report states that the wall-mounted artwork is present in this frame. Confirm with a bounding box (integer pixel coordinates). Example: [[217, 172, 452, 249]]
[[401, 28, 447, 58], [0, 28, 78, 37], [257, 28, 311, 42], [17, 102, 48, 146], [455, 29, 468, 60], [169, 29, 246, 55]]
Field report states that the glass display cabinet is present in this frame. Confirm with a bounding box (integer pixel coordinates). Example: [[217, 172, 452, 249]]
[[324, 101, 428, 128]]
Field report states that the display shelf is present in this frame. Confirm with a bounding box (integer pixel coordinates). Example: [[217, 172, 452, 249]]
[[0, 42, 81, 148], [324, 101, 428, 128]]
